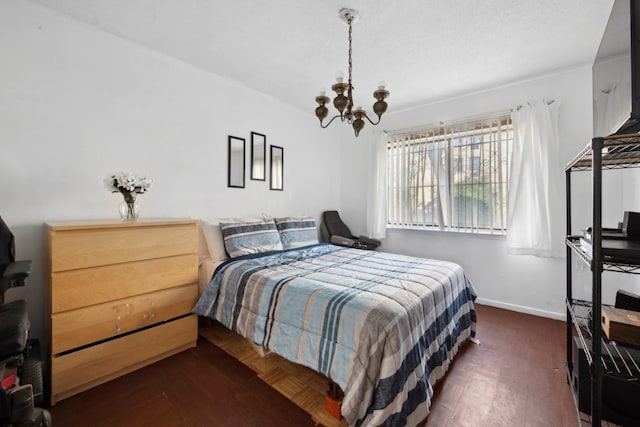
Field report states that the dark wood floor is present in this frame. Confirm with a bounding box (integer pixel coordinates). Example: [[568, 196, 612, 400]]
[[425, 304, 578, 427], [48, 304, 585, 426], [47, 334, 315, 427]]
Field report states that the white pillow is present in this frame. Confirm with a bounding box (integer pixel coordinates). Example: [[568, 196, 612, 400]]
[[199, 220, 227, 262]]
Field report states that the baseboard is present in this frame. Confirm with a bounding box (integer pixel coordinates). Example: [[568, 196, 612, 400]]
[[475, 297, 565, 321]]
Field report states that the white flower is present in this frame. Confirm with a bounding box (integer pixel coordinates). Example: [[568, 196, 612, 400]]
[[105, 172, 152, 196]]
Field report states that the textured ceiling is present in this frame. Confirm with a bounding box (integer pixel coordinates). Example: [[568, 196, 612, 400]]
[[30, 0, 614, 113]]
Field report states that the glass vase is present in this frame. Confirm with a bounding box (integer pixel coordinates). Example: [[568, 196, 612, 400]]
[[119, 198, 140, 221]]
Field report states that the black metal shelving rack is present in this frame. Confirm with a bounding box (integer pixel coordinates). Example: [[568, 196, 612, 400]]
[[565, 133, 640, 427]]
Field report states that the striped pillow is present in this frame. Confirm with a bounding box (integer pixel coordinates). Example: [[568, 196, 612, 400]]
[[274, 217, 319, 249], [219, 218, 283, 258]]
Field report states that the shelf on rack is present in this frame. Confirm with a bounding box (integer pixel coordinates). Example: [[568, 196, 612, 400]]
[[566, 236, 640, 273], [570, 333, 640, 426], [566, 299, 640, 379], [566, 133, 640, 171]]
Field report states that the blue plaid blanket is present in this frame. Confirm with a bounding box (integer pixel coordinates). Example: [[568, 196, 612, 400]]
[[193, 244, 476, 426]]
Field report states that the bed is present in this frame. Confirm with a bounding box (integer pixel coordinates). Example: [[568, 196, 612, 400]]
[[193, 217, 476, 427]]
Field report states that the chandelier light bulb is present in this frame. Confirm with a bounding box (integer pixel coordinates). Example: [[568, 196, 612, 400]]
[[378, 81, 386, 90], [335, 70, 344, 83], [319, 88, 326, 96]]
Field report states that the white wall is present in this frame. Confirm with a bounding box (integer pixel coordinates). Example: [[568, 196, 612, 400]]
[[0, 0, 342, 342], [339, 66, 640, 319]]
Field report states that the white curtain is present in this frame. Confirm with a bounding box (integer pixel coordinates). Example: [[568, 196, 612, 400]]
[[506, 99, 564, 257], [366, 131, 388, 239], [426, 141, 451, 230]]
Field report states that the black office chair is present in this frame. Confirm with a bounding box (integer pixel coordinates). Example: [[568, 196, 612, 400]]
[[321, 210, 381, 250], [0, 217, 51, 427]]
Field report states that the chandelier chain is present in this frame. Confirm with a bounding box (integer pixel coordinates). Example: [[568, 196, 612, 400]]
[[348, 18, 353, 88]]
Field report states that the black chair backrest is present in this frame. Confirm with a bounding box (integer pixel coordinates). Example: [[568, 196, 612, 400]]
[[0, 217, 15, 276], [322, 211, 353, 239]]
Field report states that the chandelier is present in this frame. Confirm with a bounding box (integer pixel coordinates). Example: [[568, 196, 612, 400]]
[[314, 9, 389, 137]]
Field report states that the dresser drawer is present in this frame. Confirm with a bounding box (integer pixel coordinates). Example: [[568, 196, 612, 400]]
[[51, 315, 197, 404], [51, 253, 198, 313], [52, 284, 198, 355], [50, 222, 197, 272]]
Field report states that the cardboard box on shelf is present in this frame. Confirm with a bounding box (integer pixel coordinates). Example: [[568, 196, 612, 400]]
[[602, 305, 640, 347]]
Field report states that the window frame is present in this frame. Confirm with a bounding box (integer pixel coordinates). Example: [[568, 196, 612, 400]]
[[386, 114, 513, 235]]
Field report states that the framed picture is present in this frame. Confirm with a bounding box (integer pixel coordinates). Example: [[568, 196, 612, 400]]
[[250, 132, 266, 181], [270, 145, 283, 191], [228, 135, 245, 188]]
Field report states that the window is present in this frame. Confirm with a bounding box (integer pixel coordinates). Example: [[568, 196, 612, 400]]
[[387, 115, 513, 234]]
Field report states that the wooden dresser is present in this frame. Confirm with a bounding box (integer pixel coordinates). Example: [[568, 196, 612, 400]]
[[46, 219, 199, 404]]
